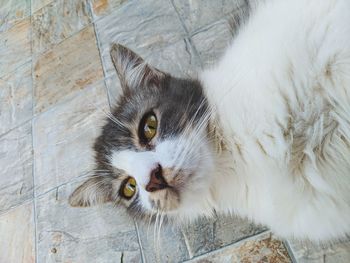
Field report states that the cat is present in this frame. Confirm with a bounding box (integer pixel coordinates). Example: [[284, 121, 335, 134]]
[[69, 0, 350, 242]]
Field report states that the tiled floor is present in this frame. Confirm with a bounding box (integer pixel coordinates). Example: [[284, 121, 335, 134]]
[[0, 0, 349, 262]]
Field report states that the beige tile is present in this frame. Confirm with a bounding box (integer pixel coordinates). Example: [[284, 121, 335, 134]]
[[33, 26, 104, 113], [0, 0, 30, 32], [0, 62, 32, 135], [0, 123, 33, 213], [36, 183, 141, 262], [33, 81, 109, 195], [287, 239, 350, 263], [31, 0, 54, 13], [0, 18, 31, 78], [0, 202, 35, 263], [186, 232, 292, 263], [89, 0, 127, 20], [32, 0, 92, 54]]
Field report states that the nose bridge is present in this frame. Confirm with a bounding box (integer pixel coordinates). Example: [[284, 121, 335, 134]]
[[155, 139, 179, 168], [130, 151, 158, 186]]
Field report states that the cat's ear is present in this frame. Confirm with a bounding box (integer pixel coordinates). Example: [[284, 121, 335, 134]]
[[69, 176, 113, 207], [110, 43, 165, 91]]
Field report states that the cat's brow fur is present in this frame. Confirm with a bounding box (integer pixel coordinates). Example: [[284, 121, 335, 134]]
[[70, 0, 350, 242]]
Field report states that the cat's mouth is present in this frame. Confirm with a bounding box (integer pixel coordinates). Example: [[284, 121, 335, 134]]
[[145, 168, 185, 212]]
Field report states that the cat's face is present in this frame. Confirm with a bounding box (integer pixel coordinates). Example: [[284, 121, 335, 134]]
[[69, 44, 215, 221]]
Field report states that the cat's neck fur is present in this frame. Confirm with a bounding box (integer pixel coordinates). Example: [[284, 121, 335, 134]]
[[200, 0, 350, 241]]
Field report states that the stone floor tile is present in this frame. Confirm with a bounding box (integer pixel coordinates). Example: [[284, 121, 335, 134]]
[[33, 25, 104, 113], [0, 62, 32, 135], [185, 231, 292, 263], [0, 18, 31, 78], [287, 239, 350, 263], [137, 221, 189, 262], [0, 0, 30, 33], [182, 215, 266, 259], [191, 19, 234, 68], [171, 0, 246, 35], [32, 0, 92, 55], [89, 0, 127, 20], [31, 0, 54, 13], [36, 183, 141, 263], [33, 81, 109, 195], [104, 74, 123, 107], [95, 0, 187, 79], [146, 38, 199, 78], [0, 202, 35, 263], [105, 38, 200, 107], [0, 123, 33, 213]]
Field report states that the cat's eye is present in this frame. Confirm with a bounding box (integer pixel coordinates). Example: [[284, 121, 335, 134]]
[[122, 177, 137, 198], [139, 112, 158, 143]]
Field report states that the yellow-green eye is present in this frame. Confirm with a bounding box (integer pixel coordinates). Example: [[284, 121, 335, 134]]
[[140, 113, 157, 142], [123, 177, 136, 198]]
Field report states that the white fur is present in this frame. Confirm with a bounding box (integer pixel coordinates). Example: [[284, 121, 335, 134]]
[[109, 0, 350, 241], [198, 0, 350, 241]]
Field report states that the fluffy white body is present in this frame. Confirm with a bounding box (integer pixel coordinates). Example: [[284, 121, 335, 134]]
[[81, 0, 350, 243], [201, 0, 350, 241]]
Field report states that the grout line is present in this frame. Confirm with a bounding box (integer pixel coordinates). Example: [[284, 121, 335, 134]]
[[31, 111, 39, 263], [283, 240, 299, 263], [27, 77, 105, 124], [0, 119, 32, 140], [168, 0, 203, 68], [32, 24, 90, 58], [181, 229, 271, 262], [0, 198, 34, 217], [31, 0, 54, 15], [180, 228, 194, 259], [134, 220, 147, 263], [189, 17, 234, 38], [0, 4, 31, 39], [0, 57, 32, 80], [168, 0, 249, 71], [29, 2, 39, 262], [87, 0, 112, 111], [168, 0, 190, 35], [31, 2, 94, 59], [28, 0, 124, 57]]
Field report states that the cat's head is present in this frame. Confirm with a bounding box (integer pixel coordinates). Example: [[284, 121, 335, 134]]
[[69, 44, 216, 222]]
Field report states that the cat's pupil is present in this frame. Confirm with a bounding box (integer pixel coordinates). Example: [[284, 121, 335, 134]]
[[140, 113, 157, 142], [122, 177, 137, 198]]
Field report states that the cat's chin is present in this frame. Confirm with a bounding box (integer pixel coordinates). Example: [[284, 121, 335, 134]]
[[146, 187, 181, 212]]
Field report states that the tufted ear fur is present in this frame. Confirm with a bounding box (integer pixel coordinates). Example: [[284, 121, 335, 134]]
[[110, 43, 165, 92], [69, 176, 113, 207]]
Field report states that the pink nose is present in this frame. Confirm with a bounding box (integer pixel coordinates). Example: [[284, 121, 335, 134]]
[[145, 164, 168, 192]]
